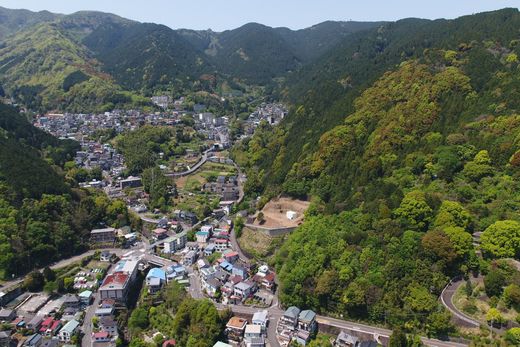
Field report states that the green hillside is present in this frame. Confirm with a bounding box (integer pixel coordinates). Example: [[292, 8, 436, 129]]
[[83, 22, 214, 91], [0, 6, 60, 40], [0, 104, 138, 278], [232, 8, 520, 334], [238, 8, 520, 200]]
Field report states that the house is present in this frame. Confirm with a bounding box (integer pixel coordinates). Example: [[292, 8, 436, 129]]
[[146, 268, 167, 285], [219, 261, 234, 273], [0, 308, 15, 322], [148, 277, 162, 294], [252, 310, 268, 331], [298, 310, 317, 332], [223, 251, 239, 264], [232, 265, 247, 279], [0, 331, 10, 347], [152, 228, 168, 240], [183, 250, 197, 266], [197, 259, 210, 269], [204, 244, 216, 256], [119, 176, 142, 189], [213, 342, 232, 347], [205, 278, 222, 297], [95, 307, 115, 317], [58, 319, 80, 342], [62, 294, 80, 309], [166, 265, 186, 280], [47, 320, 62, 336], [244, 324, 264, 347], [195, 231, 210, 243], [200, 267, 216, 281], [280, 306, 300, 328], [100, 251, 114, 262], [214, 239, 229, 252], [92, 331, 111, 343], [260, 272, 275, 292], [186, 242, 199, 251], [27, 315, 44, 331], [163, 232, 187, 253], [234, 281, 256, 299], [40, 339, 58, 347], [24, 333, 42, 347], [335, 331, 359, 347], [79, 290, 93, 305], [99, 317, 118, 336], [226, 317, 247, 343], [100, 299, 115, 309], [90, 227, 116, 243], [295, 330, 311, 346], [215, 269, 230, 283], [39, 317, 53, 334]]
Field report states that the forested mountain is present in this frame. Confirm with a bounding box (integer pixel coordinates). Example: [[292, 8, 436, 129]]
[[230, 7, 520, 334], [0, 105, 136, 278], [83, 21, 214, 90], [0, 6, 380, 111], [0, 6, 60, 40], [238, 8, 520, 201]]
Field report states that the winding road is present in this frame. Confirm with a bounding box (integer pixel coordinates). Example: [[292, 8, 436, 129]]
[[440, 279, 480, 328], [164, 148, 213, 177]]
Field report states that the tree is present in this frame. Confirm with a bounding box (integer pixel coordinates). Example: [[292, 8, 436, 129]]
[[465, 280, 473, 297], [486, 308, 503, 325], [421, 230, 457, 264], [426, 310, 454, 338], [505, 327, 520, 345], [484, 270, 505, 298], [129, 307, 149, 331], [389, 327, 409, 347], [24, 271, 45, 292], [433, 201, 471, 230], [480, 220, 520, 258], [394, 191, 432, 231], [404, 284, 437, 313], [43, 266, 56, 282], [504, 284, 520, 307]]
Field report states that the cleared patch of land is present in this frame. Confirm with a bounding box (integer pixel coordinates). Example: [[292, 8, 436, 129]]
[[253, 197, 310, 228], [237, 227, 286, 261]]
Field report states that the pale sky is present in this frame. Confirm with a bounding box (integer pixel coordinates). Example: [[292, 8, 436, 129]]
[[0, 0, 518, 31]]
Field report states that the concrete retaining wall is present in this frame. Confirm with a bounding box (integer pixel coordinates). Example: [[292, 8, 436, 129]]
[[244, 224, 297, 237]]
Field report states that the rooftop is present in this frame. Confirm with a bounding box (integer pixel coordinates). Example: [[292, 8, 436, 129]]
[[245, 324, 262, 334], [299, 309, 316, 323], [60, 319, 80, 334], [284, 306, 301, 319], [101, 272, 129, 290], [226, 316, 247, 330], [147, 268, 167, 281]]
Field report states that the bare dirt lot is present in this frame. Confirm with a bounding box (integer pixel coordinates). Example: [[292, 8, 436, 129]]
[[253, 197, 310, 228]]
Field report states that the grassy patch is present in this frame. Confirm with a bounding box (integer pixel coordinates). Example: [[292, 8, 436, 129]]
[[237, 227, 286, 261]]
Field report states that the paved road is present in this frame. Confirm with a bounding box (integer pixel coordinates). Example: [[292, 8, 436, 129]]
[[440, 279, 480, 328], [0, 248, 124, 292], [81, 289, 100, 347], [165, 148, 212, 177]]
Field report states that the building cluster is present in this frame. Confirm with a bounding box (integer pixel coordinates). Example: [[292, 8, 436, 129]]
[[191, 223, 276, 305], [194, 112, 231, 149], [0, 290, 92, 346], [242, 103, 287, 135], [202, 175, 240, 202], [224, 310, 269, 347], [276, 306, 317, 346], [145, 263, 189, 294]]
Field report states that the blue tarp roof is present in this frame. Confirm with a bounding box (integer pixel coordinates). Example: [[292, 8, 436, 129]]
[[146, 268, 167, 281]]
